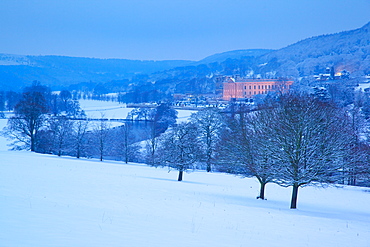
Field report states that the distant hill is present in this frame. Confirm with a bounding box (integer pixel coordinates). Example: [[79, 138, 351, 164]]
[[142, 20, 370, 95], [1, 21, 369, 93], [0, 54, 193, 91], [0, 49, 273, 92], [256, 22, 370, 78], [196, 49, 274, 65]]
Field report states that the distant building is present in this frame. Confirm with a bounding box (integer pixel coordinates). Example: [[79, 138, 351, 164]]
[[314, 67, 350, 81], [222, 78, 293, 101]]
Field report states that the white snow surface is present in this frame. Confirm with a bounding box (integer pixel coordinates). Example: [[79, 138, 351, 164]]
[[79, 100, 134, 120], [1, 107, 370, 246], [79, 99, 196, 123]]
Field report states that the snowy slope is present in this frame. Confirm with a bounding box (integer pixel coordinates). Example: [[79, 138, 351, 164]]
[[1, 106, 370, 246]]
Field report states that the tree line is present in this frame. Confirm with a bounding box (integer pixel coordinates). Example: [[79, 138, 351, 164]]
[[1, 82, 178, 162], [150, 93, 370, 209], [2, 82, 370, 209]]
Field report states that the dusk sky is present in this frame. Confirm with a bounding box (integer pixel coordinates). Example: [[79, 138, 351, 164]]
[[0, 0, 369, 61]]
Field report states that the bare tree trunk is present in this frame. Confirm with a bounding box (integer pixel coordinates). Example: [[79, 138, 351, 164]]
[[206, 131, 212, 172], [124, 125, 129, 164], [74, 120, 88, 159], [57, 137, 63, 156], [30, 136, 35, 152], [206, 161, 211, 173], [258, 182, 266, 200], [76, 145, 81, 159], [290, 183, 299, 209], [178, 170, 183, 181], [30, 128, 36, 152], [96, 116, 110, 162]]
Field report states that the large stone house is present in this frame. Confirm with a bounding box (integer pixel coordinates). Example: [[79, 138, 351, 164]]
[[223, 78, 293, 100]]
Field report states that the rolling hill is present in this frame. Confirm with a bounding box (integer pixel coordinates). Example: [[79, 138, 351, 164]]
[[257, 21, 370, 77], [0, 21, 369, 93], [0, 54, 192, 91]]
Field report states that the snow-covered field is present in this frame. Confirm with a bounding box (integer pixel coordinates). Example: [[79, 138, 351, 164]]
[[1, 101, 370, 247], [79, 100, 134, 120], [79, 100, 196, 123]]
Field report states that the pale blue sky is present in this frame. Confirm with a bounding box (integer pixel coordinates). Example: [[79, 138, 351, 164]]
[[0, 0, 369, 60]]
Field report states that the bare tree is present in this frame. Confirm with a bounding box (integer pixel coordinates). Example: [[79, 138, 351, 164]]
[[5, 85, 50, 151], [191, 107, 224, 172], [144, 120, 160, 166], [112, 123, 141, 163], [137, 104, 177, 166], [245, 110, 281, 200], [157, 122, 201, 181], [48, 115, 73, 156], [216, 104, 277, 200], [265, 93, 353, 209], [341, 93, 370, 186], [93, 114, 111, 161], [72, 119, 89, 159]]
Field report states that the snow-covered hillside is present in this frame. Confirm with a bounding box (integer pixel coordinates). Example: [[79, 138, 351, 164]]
[[1, 117, 370, 247]]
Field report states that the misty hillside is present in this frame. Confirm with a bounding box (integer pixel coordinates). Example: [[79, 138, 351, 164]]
[[1, 22, 370, 93], [257, 22, 370, 77], [195, 49, 274, 65], [0, 54, 192, 91], [0, 49, 272, 93], [117, 21, 370, 96]]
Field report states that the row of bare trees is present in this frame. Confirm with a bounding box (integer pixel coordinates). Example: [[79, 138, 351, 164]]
[[152, 93, 370, 209], [1, 83, 177, 163], [219, 93, 366, 208], [2, 83, 370, 209], [1, 82, 85, 152]]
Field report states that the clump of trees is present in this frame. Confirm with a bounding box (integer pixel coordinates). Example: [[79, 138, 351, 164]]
[[6, 84, 50, 151], [190, 108, 224, 172], [1, 84, 177, 163], [215, 93, 369, 208], [2, 83, 370, 209], [2, 82, 86, 153], [216, 102, 278, 200], [127, 104, 178, 166]]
